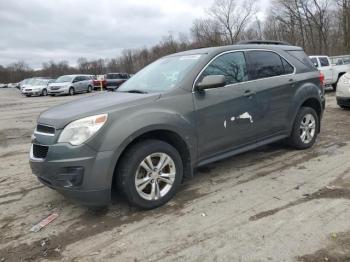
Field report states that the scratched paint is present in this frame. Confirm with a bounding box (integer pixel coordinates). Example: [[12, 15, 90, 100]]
[[238, 112, 253, 123]]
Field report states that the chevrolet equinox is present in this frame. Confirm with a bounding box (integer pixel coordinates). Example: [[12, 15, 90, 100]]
[[30, 42, 325, 209]]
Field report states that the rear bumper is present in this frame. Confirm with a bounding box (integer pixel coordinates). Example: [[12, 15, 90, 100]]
[[29, 143, 115, 207], [337, 97, 350, 107]]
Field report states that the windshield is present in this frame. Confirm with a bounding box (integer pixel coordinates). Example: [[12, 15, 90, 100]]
[[55, 75, 74, 83], [31, 79, 48, 85], [118, 54, 203, 93]]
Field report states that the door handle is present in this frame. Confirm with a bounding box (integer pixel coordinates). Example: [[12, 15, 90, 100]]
[[289, 78, 296, 87], [243, 89, 255, 97]]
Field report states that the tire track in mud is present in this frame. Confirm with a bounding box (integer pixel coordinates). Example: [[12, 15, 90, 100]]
[[297, 231, 350, 262], [0, 128, 32, 147], [0, 187, 210, 261], [249, 167, 350, 221], [0, 185, 45, 205]]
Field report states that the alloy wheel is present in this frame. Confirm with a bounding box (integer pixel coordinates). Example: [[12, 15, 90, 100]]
[[299, 113, 316, 144], [135, 152, 176, 201]]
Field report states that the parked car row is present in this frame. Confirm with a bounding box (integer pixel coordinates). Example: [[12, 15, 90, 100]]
[[11, 72, 132, 97], [309, 55, 350, 90], [0, 82, 19, 88]]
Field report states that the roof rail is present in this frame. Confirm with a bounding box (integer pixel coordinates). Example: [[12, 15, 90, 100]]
[[237, 40, 291, 46]]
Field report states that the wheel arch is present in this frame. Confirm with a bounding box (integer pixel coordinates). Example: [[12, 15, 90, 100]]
[[295, 97, 322, 134], [111, 128, 193, 191]]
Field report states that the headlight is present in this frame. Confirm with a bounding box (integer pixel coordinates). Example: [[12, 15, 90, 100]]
[[58, 114, 108, 145]]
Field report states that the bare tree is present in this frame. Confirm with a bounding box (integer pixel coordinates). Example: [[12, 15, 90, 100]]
[[208, 0, 257, 44]]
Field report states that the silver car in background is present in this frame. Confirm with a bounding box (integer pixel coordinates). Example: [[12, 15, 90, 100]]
[[21, 78, 54, 97], [48, 75, 93, 96]]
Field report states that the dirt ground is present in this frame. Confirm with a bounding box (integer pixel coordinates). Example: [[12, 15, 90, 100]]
[[0, 87, 350, 262]]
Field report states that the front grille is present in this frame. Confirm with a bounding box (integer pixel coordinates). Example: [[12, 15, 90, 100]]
[[33, 144, 49, 159], [50, 87, 60, 90], [36, 124, 55, 135]]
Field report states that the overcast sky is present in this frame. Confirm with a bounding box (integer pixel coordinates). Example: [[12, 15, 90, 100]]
[[0, 0, 270, 68]]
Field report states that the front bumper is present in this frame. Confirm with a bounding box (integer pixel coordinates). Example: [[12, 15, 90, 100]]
[[48, 87, 69, 95], [29, 142, 115, 207], [336, 97, 350, 107], [48, 90, 67, 95], [22, 90, 41, 96]]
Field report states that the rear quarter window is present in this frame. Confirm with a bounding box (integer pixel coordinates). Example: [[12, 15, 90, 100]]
[[247, 50, 285, 80], [287, 50, 315, 69]]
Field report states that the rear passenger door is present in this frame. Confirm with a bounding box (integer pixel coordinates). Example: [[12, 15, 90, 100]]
[[73, 76, 82, 92], [245, 50, 295, 137], [82, 76, 91, 91]]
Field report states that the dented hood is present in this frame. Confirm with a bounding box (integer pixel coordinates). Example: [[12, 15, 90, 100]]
[[38, 92, 160, 129]]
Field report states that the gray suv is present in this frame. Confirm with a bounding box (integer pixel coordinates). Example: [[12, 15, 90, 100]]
[[30, 42, 325, 209], [48, 75, 93, 96]]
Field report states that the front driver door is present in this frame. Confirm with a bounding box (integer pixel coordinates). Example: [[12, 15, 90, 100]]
[[193, 51, 260, 161]]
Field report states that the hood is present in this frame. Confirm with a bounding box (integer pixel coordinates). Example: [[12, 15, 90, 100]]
[[27, 85, 45, 89], [343, 73, 350, 79], [38, 92, 160, 129]]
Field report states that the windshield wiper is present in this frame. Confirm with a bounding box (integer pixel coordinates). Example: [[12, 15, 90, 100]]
[[123, 89, 148, 94]]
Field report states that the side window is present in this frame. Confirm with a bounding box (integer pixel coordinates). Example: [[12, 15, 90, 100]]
[[282, 58, 294, 74], [247, 51, 285, 80], [73, 77, 80, 82], [200, 52, 248, 85], [319, 57, 330, 67], [310, 57, 318, 68]]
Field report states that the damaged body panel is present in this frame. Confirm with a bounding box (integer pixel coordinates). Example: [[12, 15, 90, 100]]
[[30, 43, 325, 208]]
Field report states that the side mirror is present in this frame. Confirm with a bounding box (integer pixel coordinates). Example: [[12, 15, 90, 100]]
[[196, 75, 226, 91], [313, 62, 318, 68]]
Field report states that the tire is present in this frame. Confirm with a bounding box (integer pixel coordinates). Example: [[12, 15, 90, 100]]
[[287, 107, 319, 150], [25, 94, 31, 97], [42, 89, 48, 96], [117, 139, 183, 209], [69, 87, 75, 96], [87, 85, 92, 93]]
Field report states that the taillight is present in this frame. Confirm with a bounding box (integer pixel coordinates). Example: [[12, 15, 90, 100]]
[[319, 72, 325, 87]]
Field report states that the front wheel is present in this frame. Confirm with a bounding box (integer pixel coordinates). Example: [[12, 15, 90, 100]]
[[42, 88, 48, 96], [87, 85, 92, 93], [287, 107, 319, 150], [117, 140, 183, 209], [69, 87, 75, 96]]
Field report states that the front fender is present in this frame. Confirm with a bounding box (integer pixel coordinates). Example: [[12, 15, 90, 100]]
[[87, 108, 197, 187]]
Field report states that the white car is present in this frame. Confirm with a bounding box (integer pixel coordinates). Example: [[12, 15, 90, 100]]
[[48, 75, 93, 96], [336, 73, 350, 108], [21, 78, 54, 97], [309, 55, 350, 90]]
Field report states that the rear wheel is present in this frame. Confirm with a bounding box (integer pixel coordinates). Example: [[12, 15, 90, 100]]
[[69, 87, 75, 96], [117, 140, 183, 209], [287, 107, 319, 149]]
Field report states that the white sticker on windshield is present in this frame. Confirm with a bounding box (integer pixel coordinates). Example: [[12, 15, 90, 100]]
[[179, 55, 202, 60]]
